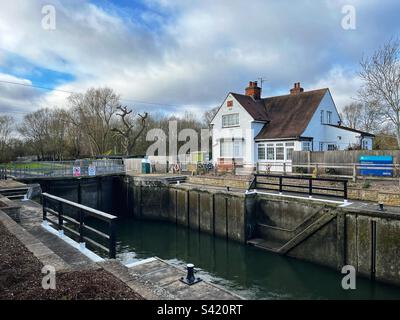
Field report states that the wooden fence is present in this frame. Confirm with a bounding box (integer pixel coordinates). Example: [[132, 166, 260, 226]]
[[293, 150, 400, 165]]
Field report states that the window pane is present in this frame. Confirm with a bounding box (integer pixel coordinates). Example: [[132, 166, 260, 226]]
[[327, 144, 336, 151], [258, 144, 265, 160], [266, 146, 275, 160], [222, 113, 239, 127], [286, 148, 294, 160], [302, 142, 311, 151], [276, 147, 284, 160], [233, 141, 242, 157], [220, 141, 233, 157]]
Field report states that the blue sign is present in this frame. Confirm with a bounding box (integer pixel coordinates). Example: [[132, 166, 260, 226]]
[[359, 155, 393, 176]]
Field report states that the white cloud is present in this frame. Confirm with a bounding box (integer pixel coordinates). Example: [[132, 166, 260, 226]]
[[311, 66, 362, 111], [0, 0, 399, 117]]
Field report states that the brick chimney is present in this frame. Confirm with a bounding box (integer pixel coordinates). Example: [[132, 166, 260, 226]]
[[290, 82, 304, 95], [245, 81, 261, 100]]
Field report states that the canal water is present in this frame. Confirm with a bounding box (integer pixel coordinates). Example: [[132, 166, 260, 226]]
[[116, 218, 400, 300]]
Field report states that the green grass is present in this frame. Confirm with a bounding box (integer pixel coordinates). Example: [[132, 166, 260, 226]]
[[0, 162, 68, 170]]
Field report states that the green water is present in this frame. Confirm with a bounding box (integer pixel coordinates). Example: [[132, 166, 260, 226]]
[[116, 218, 400, 300]]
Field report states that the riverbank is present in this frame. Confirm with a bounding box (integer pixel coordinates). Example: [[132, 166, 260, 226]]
[[0, 220, 143, 300]]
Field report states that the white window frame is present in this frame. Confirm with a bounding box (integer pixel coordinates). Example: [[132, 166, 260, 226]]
[[222, 113, 239, 128], [327, 143, 336, 151], [266, 144, 275, 160], [220, 139, 243, 158], [327, 111, 332, 124], [258, 144, 266, 160], [257, 141, 297, 162], [275, 143, 285, 161], [302, 141, 312, 151]]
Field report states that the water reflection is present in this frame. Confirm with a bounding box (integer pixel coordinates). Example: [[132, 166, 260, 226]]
[[116, 218, 400, 300]]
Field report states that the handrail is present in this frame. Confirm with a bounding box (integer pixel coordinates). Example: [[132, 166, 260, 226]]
[[42, 193, 116, 221], [251, 174, 348, 200], [41, 193, 117, 259]]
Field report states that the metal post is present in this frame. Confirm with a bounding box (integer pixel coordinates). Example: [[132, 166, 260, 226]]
[[58, 202, 63, 235], [309, 178, 313, 197], [77, 209, 85, 250], [78, 182, 82, 204], [283, 162, 286, 175], [180, 263, 202, 285], [42, 195, 46, 221], [343, 180, 348, 200], [109, 220, 116, 259]]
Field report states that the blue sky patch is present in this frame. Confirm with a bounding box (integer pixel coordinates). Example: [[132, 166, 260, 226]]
[[0, 51, 75, 89]]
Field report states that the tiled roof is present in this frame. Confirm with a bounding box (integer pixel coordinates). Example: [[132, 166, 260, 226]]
[[232, 89, 329, 140]]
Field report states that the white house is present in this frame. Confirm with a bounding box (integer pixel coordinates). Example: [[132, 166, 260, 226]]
[[210, 81, 374, 172]]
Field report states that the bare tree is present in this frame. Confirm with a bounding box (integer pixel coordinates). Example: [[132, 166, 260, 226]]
[[359, 38, 400, 147], [203, 106, 219, 127], [112, 105, 148, 156], [68, 87, 120, 156], [18, 109, 52, 160], [340, 103, 362, 129], [341, 101, 381, 133], [0, 115, 13, 162], [18, 108, 70, 160]]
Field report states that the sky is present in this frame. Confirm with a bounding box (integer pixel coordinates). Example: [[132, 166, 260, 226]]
[[0, 0, 399, 120]]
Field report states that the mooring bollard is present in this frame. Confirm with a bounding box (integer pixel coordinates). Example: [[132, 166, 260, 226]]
[[180, 263, 202, 285], [378, 202, 384, 211]]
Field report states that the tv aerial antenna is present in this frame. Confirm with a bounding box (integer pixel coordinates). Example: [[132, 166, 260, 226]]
[[258, 77, 267, 90]]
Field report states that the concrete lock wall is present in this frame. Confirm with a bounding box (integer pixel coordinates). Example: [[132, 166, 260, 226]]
[[28, 175, 400, 287], [123, 176, 248, 243], [345, 212, 400, 286], [21, 175, 124, 216]]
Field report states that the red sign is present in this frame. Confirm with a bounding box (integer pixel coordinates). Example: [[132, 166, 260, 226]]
[[227, 100, 233, 108]]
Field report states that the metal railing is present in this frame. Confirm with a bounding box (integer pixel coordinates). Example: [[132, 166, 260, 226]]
[[256, 162, 400, 181], [251, 174, 348, 200], [3, 159, 125, 179], [42, 193, 117, 259]]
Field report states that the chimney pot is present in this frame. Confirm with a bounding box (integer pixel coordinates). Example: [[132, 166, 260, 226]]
[[245, 80, 261, 100], [290, 82, 304, 94]]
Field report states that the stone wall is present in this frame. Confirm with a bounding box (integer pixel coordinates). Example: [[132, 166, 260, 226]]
[[348, 187, 400, 206], [187, 176, 251, 189]]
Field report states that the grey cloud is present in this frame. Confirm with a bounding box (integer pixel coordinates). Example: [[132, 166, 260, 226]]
[[0, 0, 400, 115]]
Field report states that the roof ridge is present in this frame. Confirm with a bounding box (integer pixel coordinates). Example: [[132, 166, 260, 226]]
[[230, 88, 329, 100]]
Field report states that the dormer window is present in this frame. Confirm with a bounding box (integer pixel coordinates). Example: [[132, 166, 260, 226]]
[[222, 113, 239, 127]]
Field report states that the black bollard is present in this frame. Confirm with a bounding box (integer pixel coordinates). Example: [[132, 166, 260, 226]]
[[180, 263, 202, 285], [379, 202, 384, 211]]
